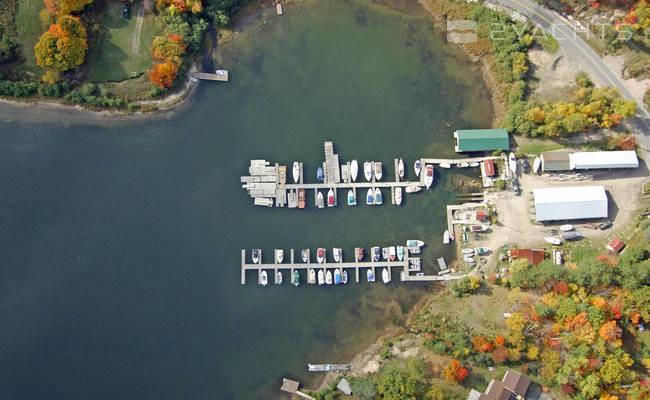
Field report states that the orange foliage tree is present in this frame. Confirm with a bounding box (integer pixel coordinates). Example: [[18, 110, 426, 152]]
[[444, 359, 469, 383], [34, 15, 87, 82], [151, 34, 186, 61], [149, 60, 179, 88], [154, 0, 202, 13], [472, 336, 494, 353], [44, 0, 94, 17], [598, 320, 622, 342]]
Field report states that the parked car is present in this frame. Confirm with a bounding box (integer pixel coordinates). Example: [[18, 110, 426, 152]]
[[521, 159, 530, 174], [123, 4, 130, 18], [599, 220, 612, 230]]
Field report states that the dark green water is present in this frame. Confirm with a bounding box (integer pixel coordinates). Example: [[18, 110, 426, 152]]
[[0, 0, 491, 398]]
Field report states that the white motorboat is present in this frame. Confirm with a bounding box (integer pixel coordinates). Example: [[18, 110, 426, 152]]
[[424, 164, 434, 189], [397, 246, 404, 261], [309, 269, 316, 285], [509, 152, 517, 175], [439, 162, 451, 168], [470, 225, 489, 232], [405, 185, 421, 193], [366, 188, 374, 205], [382, 247, 389, 261], [469, 162, 480, 167], [292, 161, 300, 183], [382, 268, 390, 284], [350, 159, 358, 182], [394, 187, 402, 205], [406, 240, 425, 247], [461, 248, 474, 255], [301, 249, 309, 263], [260, 270, 268, 286], [327, 188, 335, 207], [333, 248, 342, 263], [275, 271, 283, 285], [364, 161, 372, 181], [443, 230, 450, 244], [367, 269, 375, 282], [458, 162, 470, 168], [252, 249, 261, 264], [374, 188, 383, 205], [318, 269, 325, 285], [560, 224, 574, 232], [325, 270, 333, 285], [317, 191, 324, 208], [317, 248, 326, 263], [374, 162, 382, 181], [398, 157, 405, 180], [545, 237, 562, 246], [275, 249, 284, 263], [414, 160, 421, 176], [533, 157, 541, 174], [389, 246, 396, 261], [347, 189, 356, 206], [342, 270, 348, 284], [464, 257, 476, 264]]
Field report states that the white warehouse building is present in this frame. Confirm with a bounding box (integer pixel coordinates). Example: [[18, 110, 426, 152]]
[[533, 186, 608, 222], [570, 151, 639, 170]]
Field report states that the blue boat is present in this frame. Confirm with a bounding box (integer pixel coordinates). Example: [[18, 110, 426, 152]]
[[317, 167, 324, 181], [366, 188, 374, 205], [334, 269, 341, 285]]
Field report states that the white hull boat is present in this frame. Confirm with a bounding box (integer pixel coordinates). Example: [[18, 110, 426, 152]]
[[414, 160, 421, 176], [325, 270, 333, 285], [318, 270, 325, 285], [260, 270, 268, 286], [302, 249, 309, 263], [394, 187, 402, 206], [366, 188, 374, 205], [470, 225, 489, 232], [389, 246, 396, 261], [398, 157, 405, 180], [560, 224, 574, 232], [533, 157, 541, 174], [443, 230, 450, 244], [382, 268, 390, 284], [424, 164, 434, 189], [462, 248, 474, 255], [545, 237, 562, 246], [317, 248, 326, 264], [509, 152, 517, 175], [292, 161, 300, 183], [374, 188, 382, 205], [367, 269, 375, 282], [464, 257, 476, 264], [382, 247, 389, 261], [309, 269, 316, 285], [374, 162, 382, 181], [469, 162, 480, 167], [405, 185, 421, 193], [333, 248, 342, 263], [364, 161, 372, 181], [458, 162, 470, 168], [252, 249, 260, 264], [275, 271, 283, 285], [475, 247, 490, 255], [275, 249, 284, 263], [397, 246, 404, 261], [439, 162, 451, 169], [350, 159, 358, 182], [372, 246, 381, 262], [347, 189, 356, 206], [406, 240, 425, 247], [317, 191, 324, 209]]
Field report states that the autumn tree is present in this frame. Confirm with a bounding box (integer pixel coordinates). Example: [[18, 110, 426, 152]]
[[151, 34, 186, 61], [44, 0, 94, 17], [34, 15, 87, 83], [472, 336, 494, 353], [444, 359, 468, 383], [149, 60, 179, 88], [154, 0, 202, 13]]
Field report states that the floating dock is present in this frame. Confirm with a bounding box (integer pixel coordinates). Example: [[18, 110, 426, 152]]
[[308, 363, 350, 372], [191, 70, 228, 82]]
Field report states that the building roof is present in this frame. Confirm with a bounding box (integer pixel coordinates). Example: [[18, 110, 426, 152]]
[[509, 249, 545, 265], [337, 378, 352, 395], [280, 378, 299, 393], [467, 389, 490, 400], [485, 379, 513, 400], [607, 237, 625, 253], [455, 129, 509, 152], [476, 210, 487, 220], [571, 151, 639, 170], [484, 159, 496, 176], [533, 186, 608, 221], [502, 370, 531, 396], [541, 151, 571, 171]]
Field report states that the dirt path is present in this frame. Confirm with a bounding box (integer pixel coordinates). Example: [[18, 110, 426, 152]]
[[131, 0, 145, 55]]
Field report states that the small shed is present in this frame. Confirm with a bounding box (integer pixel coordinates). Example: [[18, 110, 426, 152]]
[[570, 151, 639, 170], [483, 159, 496, 176], [337, 378, 352, 395], [509, 249, 545, 266], [454, 129, 509, 152], [607, 237, 625, 254], [541, 151, 570, 171]]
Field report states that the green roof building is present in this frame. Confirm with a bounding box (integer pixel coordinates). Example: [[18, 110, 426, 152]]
[[454, 129, 510, 152]]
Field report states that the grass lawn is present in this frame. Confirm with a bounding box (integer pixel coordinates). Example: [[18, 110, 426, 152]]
[[87, 0, 161, 82], [517, 142, 566, 155], [16, 0, 44, 74]]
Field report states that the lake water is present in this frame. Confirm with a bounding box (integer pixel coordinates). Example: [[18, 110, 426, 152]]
[[0, 0, 491, 398]]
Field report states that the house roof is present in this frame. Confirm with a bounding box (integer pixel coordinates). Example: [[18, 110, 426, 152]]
[[541, 151, 571, 171], [467, 389, 490, 400], [476, 210, 487, 220], [485, 379, 513, 400], [484, 159, 496, 176], [455, 129, 509, 152], [607, 237, 625, 253], [509, 249, 545, 265], [502, 370, 531, 396], [533, 186, 608, 221]]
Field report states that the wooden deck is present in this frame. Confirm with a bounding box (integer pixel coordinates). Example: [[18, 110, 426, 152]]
[[191, 71, 228, 81]]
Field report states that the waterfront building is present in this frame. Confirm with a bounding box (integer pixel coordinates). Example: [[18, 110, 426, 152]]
[[533, 186, 607, 221], [454, 129, 509, 152]]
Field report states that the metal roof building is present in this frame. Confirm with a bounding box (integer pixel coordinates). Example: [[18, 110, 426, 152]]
[[533, 186, 607, 221], [570, 151, 639, 170], [454, 129, 509, 152], [541, 151, 570, 171]]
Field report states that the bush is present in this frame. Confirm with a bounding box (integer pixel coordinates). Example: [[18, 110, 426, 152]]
[[576, 72, 594, 88], [348, 377, 377, 400], [495, 180, 506, 191], [451, 277, 481, 297]]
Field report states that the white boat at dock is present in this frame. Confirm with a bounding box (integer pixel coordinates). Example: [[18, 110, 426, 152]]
[[350, 159, 358, 182], [374, 162, 382, 181], [325, 270, 333, 285], [382, 268, 390, 284], [260, 270, 268, 286], [398, 157, 405, 180], [372, 246, 381, 261], [252, 249, 261, 264], [509, 152, 517, 175], [406, 240, 425, 247], [469, 162, 480, 167], [275, 249, 284, 263], [327, 188, 335, 207], [302, 249, 309, 262], [374, 188, 382, 205], [545, 237, 562, 245], [275, 271, 283, 285], [317, 191, 324, 208], [424, 164, 434, 189], [458, 162, 470, 168], [389, 246, 396, 261], [364, 161, 372, 181], [382, 247, 388, 261], [533, 157, 541, 174], [560, 224, 574, 232], [333, 248, 342, 263], [367, 269, 375, 282], [394, 187, 402, 205], [439, 162, 451, 168], [292, 161, 300, 183], [405, 184, 421, 193], [414, 160, 421, 176], [347, 189, 356, 206], [309, 269, 316, 284], [443, 230, 450, 244], [317, 248, 325, 263], [366, 188, 374, 205], [318, 269, 324, 285], [397, 246, 404, 261]]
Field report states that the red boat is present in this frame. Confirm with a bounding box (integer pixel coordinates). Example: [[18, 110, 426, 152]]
[[327, 188, 335, 207], [298, 189, 305, 209], [357, 248, 364, 261]]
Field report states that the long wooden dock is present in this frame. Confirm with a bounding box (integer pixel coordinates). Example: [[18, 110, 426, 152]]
[[191, 71, 228, 81]]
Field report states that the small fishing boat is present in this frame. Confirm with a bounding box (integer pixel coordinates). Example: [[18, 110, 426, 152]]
[[424, 164, 434, 189], [275, 271, 283, 285], [342, 270, 348, 284], [309, 269, 316, 284], [318, 269, 325, 285], [560, 224, 574, 232], [317, 167, 324, 181], [389, 246, 396, 261], [317, 248, 326, 264], [298, 189, 306, 209], [260, 270, 268, 286], [252, 249, 260, 264], [406, 240, 425, 247], [475, 247, 490, 255], [545, 237, 562, 246], [561, 231, 581, 240], [458, 162, 470, 168], [366, 188, 374, 205], [350, 159, 358, 182], [334, 269, 341, 285], [470, 225, 489, 232], [414, 160, 421, 176], [469, 162, 480, 167], [325, 270, 333, 285], [443, 230, 450, 244], [292, 161, 300, 183], [291, 270, 299, 286], [347, 189, 356, 206], [317, 191, 324, 209], [374, 162, 382, 181], [533, 157, 541, 174], [382, 247, 389, 261], [398, 157, 405, 180], [276, 249, 284, 263], [405, 185, 421, 193], [382, 268, 390, 284], [372, 246, 381, 262], [409, 246, 421, 254], [367, 269, 375, 282], [397, 246, 404, 261], [464, 257, 476, 264], [439, 162, 451, 168], [509, 152, 517, 175], [357, 247, 364, 261], [374, 188, 383, 205], [302, 249, 309, 263], [327, 188, 335, 207], [462, 248, 474, 255], [364, 161, 372, 181], [394, 187, 402, 206], [333, 248, 342, 263]]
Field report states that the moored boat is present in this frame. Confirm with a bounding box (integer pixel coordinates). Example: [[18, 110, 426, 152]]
[[357, 247, 364, 261], [389, 246, 396, 261], [382, 247, 388, 261], [334, 269, 341, 285], [292, 161, 300, 183], [350, 159, 358, 182], [405, 185, 421, 193], [275, 271, 283, 285], [398, 157, 405, 180], [469, 162, 480, 167], [342, 270, 348, 284], [439, 162, 451, 168], [364, 161, 372, 181], [560, 224, 574, 232], [406, 240, 425, 247], [327, 188, 335, 207], [470, 225, 489, 232], [318, 269, 325, 285], [302, 249, 309, 263], [533, 157, 541, 174], [374, 188, 382, 205], [509, 152, 517, 175], [545, 237, 562, 245], [374, 162, 382, 181], [309, 269, 316, 284], [325, 270, 333, 285], [475, 247, 490, 255], [367, 269, 375, 282], [414, 160, 421, 176], [372, 246, 381, 262], [397, 246, 404, 261], [458, 162, 470, 168], [347, 189, 356, 206], [366, 188, 374, 205], [252, 249, 260, 264], [317, 167, 324, 181], [443, 230, 450, 244], [394, 187, 402, 206], [260, 270, 268, 286], [317, 248, 326, 263], [298, 189, 306, 209], [333, 248, 342, 263], [424, 164, 434, 189], [275, 249, 284, 263], [317, 191, 324, 209], [382, 268, 390, 284], [293, 270, 300, 286]]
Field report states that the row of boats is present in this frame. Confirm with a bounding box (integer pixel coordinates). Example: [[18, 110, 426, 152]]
[[259, 266, 390, 286], [461, 246, 491, 264]]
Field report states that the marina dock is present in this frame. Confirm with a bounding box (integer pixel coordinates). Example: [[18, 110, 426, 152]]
[[191, 71, 229, 81], [308, 363, 350, 372]]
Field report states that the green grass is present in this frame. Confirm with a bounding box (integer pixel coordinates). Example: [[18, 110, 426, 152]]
[[517, 142, 565, 155], [15, 0, 44, 74], [535, 34, 558, 54], [87, 0, 161, 82]]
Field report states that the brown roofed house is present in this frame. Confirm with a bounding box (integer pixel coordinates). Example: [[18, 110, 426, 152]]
[[484, 160, 496, 177], [607, 237, 625, 254], [508, 249, 545, 266], [485, 379, 513, 400], [502, 370, 531, 396]]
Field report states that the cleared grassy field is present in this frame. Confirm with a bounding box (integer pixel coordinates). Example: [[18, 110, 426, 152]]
[[16, 0, 44, 74], [87, 0, 161, 82]]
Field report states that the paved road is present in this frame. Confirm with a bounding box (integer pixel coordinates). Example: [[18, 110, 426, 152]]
[[493, 0, 650, 149]]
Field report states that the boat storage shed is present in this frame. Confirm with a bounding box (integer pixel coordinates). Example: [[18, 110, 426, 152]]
[[541, 151, 570, 171], [454, 129, 509, 152], [533, 186, 607, 221], [570, 151, 639, 170]]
